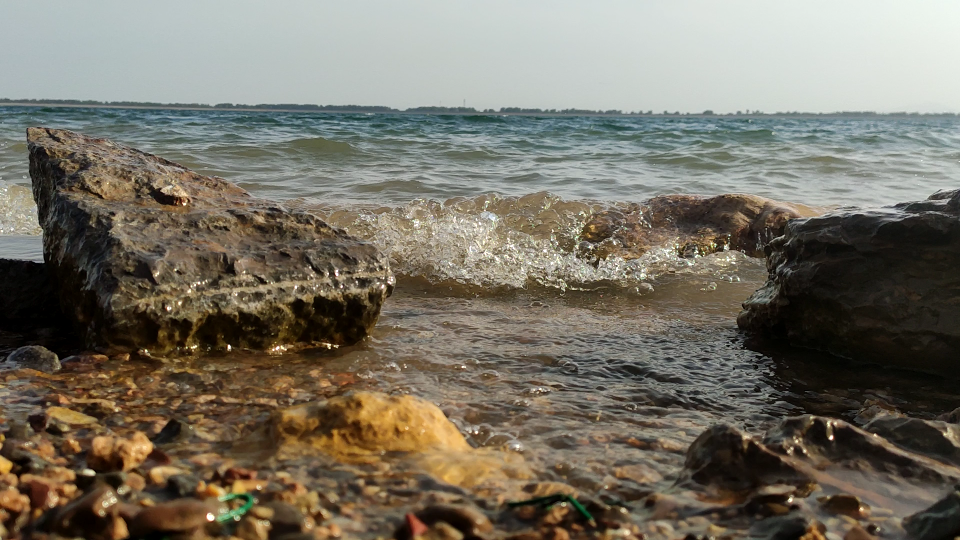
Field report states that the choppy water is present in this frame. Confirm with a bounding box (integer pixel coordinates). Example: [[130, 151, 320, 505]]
[[2, 106, 960, 506]]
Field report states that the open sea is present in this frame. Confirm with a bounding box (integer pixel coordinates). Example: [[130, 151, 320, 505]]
[[2, 106, 960, 518]]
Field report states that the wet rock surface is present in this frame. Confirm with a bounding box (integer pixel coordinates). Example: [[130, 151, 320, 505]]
[[680, 424, 813, 492], [4, 345, 60, 373], [738, 189, 960, 373], [28, 127, 394, 354], [903, 489, 960, 540], [578, 193, 818, 260], [265, 391, 471, 458]]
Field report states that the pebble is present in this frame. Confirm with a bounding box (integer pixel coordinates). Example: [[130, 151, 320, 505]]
[[0, 488, 30, 514], [128, 498, 219, 537], [5, 345, 60, 373], [262, 501, 311, 536], [46, 486, 120, 538], [544, 527, 571, 540], [0, 456, 12, 475], [167, 474, 202, 498], [843, 525, 877, 540], [148, 465, 186, 485], [820, 494, 870, 520], [237, 514, 271, 540], [45, 406, 99, 426], [87, 431, 154, 472], [153, 417, 196, 445], [411, 504, 493, 539]]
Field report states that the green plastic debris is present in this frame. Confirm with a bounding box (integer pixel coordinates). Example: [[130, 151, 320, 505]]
[[217, 492, 255, 523], [507, 494, 595, 523]]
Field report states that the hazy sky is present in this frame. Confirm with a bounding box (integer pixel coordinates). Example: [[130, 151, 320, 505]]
[[2, 1, 959, 113]]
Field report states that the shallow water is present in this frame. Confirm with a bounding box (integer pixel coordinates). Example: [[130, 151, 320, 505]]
[[2, 107, 960, 533]]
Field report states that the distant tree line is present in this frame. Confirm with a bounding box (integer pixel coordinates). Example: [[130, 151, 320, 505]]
[[0, 98, 956, 117]]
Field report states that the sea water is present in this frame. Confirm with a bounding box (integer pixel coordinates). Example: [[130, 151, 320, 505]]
[[1, 106, 959, 504]]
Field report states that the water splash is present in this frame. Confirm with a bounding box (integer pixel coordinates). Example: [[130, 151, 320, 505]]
[[313, 192, 764, 293], [0, 185, 40, 235]]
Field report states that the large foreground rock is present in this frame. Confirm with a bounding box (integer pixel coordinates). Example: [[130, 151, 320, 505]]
[[738, 189, 960, 373], [579, 193, 818, 260], [28, 127, 393, 354]]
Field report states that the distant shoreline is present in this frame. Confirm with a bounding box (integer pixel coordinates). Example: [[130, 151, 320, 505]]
[[0, 99, 956, 118]]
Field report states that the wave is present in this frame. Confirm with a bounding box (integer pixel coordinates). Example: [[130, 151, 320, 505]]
[[310, 192, 767, 294], [0, 185, 766, 297], [285, 137, 357, 155], [0, 185, 40, 235]]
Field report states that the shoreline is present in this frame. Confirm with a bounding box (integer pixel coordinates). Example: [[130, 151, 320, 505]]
[[1, 101, 957, 119]]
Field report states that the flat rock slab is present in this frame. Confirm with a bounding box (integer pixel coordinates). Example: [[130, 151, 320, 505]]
[[28, 127, 394, 354], [738, 189, 960, 374]]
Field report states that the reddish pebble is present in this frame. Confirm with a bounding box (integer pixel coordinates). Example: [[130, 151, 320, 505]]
[[406, 513, 429, 537]]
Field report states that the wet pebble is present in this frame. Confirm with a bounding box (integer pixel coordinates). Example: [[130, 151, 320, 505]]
[[87, 432, 154, 472], [262, 501, 310, 538], [128, 498, 219, 537], [237, 514, 272, 540], [46, 485, 120, 538], [843, 525, 877, 540], [148, 465, 186, 485], [750, 514, 826, 540], [397, 504, 493, 540], [153, 417, 196, 445], [5, 345, 60, 373], [45, 406, 98, 427]]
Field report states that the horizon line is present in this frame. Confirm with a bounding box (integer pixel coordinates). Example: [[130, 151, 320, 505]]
[[1, 98, 957, 117]]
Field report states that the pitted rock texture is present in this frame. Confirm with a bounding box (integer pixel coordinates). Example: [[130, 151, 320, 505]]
[[579, 193, 818, 260], [268, 391, 471, 458], [28, 127, 394, 354], [738, 189, 960, 373]]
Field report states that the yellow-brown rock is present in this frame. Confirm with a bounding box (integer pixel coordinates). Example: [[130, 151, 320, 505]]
[[269, 391, 470, 458], [87, 432, 154, 472]]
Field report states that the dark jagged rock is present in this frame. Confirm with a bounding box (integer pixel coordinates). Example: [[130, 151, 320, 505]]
[[28, 127, 394, 354], [762, 415, 960, 484], [579, 194, 817, 260], [4, 345, 60, 373], [862, 416, 960, 467], [0, 260, 64, 326], [903, 489, 960, 540], [738, 189, 960, 373], [679, 424, 814, 492]]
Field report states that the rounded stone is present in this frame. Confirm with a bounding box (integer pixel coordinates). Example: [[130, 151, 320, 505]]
[[5, 345, 60, 373]]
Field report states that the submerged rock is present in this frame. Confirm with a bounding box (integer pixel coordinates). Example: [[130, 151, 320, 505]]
[[903, 489, 960, 540], [579, 193, 817, 260], [4, 345, 60, 373], [267, 391, 471, 458], [680, 424, 814, 492], [738, 189, 960, 373], [862, 416, 960, 467], [28, 127, 394, 354], [762, 415, 960, 484]]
